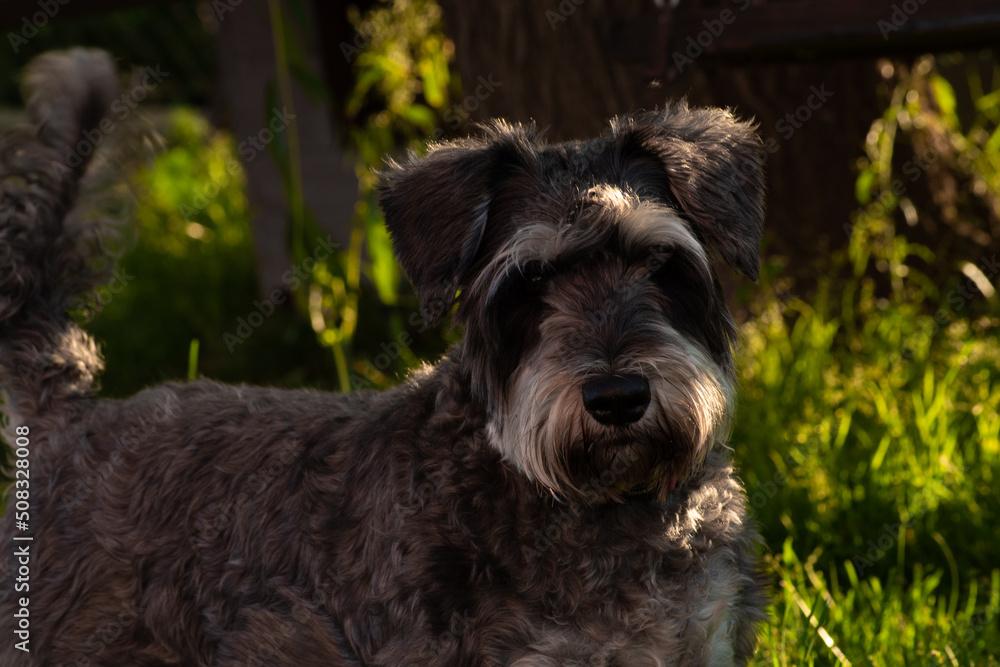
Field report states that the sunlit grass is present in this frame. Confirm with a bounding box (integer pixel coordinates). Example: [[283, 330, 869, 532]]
[[737, 268, 999, 664], [738, 55, 1000, 663]]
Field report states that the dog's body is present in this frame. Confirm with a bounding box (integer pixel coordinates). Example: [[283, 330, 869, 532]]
[[0, 51, 766, 666]]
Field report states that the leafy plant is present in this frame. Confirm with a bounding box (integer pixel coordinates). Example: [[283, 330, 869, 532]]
[[265, 0, 459, 391], [741, 54, 1000, 665], [88, 108, 336, 395]]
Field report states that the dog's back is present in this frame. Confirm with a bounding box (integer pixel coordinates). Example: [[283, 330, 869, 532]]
[[0, 50, 378, 664], [0, 377, 392, 664], [0, 49, 440, 665]]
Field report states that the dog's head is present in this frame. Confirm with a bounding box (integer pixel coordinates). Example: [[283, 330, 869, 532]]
[[379, 103, 765, 504]]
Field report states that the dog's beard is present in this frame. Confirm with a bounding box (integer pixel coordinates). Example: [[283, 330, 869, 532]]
[[487, 327, 733, 504]]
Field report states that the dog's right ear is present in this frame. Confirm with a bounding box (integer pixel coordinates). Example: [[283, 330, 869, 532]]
[[378, 127, 536, 325], [610, 103, 766, 281]]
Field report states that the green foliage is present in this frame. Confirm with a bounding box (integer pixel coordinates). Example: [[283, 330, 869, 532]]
[[89, 108, 335, 396], [345, 0, 458, 162], [760, 544, 1000, 665], [737, 257, 999, 572], [742, 55, 1000, 665], [0, 4, 215, 106], [741, 261, 1000, 664], [248, 0, 459, 392], [47, 0, 459, 397], [304, 0, 460, 391]]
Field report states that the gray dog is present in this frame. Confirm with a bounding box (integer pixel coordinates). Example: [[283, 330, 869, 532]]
[[0, 50, 766, 666]]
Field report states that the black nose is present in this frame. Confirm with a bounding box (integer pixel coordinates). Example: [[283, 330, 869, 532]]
[[582, 374, 651, 426]]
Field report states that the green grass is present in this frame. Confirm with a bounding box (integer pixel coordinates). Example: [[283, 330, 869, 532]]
[[736, 56, 1000, 664], [759, 543, 999, 665], [736, 249, 999, 666]]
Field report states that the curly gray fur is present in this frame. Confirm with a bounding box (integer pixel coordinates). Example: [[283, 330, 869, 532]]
[[0, 49, 117, 423], [0, 50, 767, 666]]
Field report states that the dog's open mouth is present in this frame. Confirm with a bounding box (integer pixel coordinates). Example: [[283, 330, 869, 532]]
[[598, 451, 683, 502], [623, 474, 677, 501], [619, 468, 681, 503], [569, 438, 687, 503]]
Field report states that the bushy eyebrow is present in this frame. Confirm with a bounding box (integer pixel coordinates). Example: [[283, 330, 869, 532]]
[[472, 202, 710, 306]]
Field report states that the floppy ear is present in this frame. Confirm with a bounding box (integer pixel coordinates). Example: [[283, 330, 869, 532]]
[[379, 145, 491, 325], [378, 125, 536, 324], [611, 103, 766, 280]]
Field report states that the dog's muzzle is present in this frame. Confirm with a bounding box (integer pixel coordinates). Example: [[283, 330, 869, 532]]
[[582, 374, 651, 426]]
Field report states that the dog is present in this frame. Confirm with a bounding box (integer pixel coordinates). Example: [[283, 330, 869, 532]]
[[0, 49, 767, 666]]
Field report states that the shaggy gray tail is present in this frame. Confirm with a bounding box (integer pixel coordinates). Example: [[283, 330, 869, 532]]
[[0, 49, 119, 424]]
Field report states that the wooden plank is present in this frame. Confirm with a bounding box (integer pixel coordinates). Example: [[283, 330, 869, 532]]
[[666, 0, 1000, 61], [0, 0, 172, 30]]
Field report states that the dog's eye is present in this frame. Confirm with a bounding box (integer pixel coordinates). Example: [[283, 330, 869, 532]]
[[523, 262, 549, 279], [644, 247, 674, 275], [526, 271, 548, 288], [519, 263, 554, 292]]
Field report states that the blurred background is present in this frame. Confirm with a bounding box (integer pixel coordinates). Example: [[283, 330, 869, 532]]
[[0, 0, 998, 663]]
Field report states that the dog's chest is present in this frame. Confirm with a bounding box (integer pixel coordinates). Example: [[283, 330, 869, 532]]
[[421, 539, 746, 667], [503, 576, 739, 666], [351, 431, 756, 666]]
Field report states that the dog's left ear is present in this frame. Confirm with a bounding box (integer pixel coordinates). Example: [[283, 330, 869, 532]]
[[379, 127, 535, 324], [611, 104, 766, 280]]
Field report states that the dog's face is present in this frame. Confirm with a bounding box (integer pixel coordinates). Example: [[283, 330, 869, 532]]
[[380, 104, 765, 505]]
